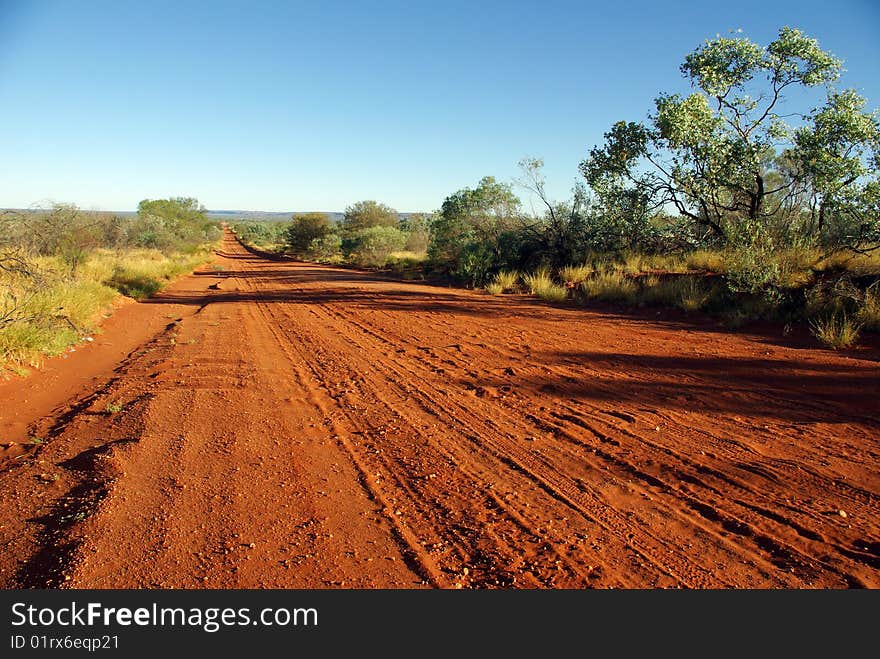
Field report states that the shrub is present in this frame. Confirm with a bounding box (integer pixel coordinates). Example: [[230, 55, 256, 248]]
[[308, 233, 343, 261], [346, 226, 407, 267], [523, 268, 551, 294], [285, 213, 331, 256], [453, 242, 496, 287], [536, 282, 569, 303], [675, 277, 712, 311], [342, 201, 399, 235]]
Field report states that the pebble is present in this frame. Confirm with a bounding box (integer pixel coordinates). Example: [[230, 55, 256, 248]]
[[838, 510, 847, 518]]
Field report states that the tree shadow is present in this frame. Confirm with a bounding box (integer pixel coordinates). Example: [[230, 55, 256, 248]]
[[466, 350, 880, 425]]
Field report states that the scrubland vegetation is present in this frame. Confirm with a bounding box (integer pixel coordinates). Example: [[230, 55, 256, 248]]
[[0, 199, 220, 370], [8, 27, 878, 359], [235, 27, 879, 349]]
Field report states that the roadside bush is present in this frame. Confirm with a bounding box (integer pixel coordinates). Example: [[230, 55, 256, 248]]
[[232, 221, 287, 250], [342, 201, 399, 236], [285, 213, 331, 256], [345, 226, 407, 267], [308, 233, 343, 262]]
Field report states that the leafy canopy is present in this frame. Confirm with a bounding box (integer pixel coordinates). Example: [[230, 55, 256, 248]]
[[342, 200, 399, 235], [580, 27, 880, 251]]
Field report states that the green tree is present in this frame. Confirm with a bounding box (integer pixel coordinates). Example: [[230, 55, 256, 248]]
[[285, 212, 331, 256], [342, 200, 399, 235], [428, 176, 522, 283], [134, 197, 210, 249], [580, 27, 880, 250]]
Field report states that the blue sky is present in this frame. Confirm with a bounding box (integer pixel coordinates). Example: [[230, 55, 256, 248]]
[[1, 0, 878, 212]]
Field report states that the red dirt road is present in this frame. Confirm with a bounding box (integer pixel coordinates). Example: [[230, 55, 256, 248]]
[[1, 232, 878, 588]]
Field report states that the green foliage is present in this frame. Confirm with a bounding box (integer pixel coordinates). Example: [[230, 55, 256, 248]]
[[308, 233, 343, 262], [400, 213, 433, 253], [493, 270, 520, 292], [858, 285, 880, 332], [723, 222, 785, 302], [579, 270, 638, 304], [285, 213, 331, 256], [580, 27, 880, 252], [133, 197, 216, 250], [105, 400, 123, 414], [345, 226, 407, 267], [232, 220, 288, 249], [428, 176, 522, 284], [1, 204, 216, 369], [342, 200, 399, 235], [523, 269, 568, 302], [559, 264, 593, 285]]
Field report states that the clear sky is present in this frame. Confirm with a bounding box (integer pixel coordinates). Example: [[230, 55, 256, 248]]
[[1, 0, 878, 213]]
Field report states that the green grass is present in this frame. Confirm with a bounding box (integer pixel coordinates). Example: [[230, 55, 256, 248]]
[[487, 270, 520, 293], [559, 264, 593, 286], [579, 270, 638, 304], [523, 268, 551, 295], [523, 269, 568, 303], [638, 275, 712, 309], [810, 313, 861, 350], [485, 282, 504, 295], [93, 249, 211, 300]]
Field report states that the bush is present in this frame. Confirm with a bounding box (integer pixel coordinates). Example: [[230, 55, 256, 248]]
[[346, 226, 407, 267], [232, 221, 287, 250], [342, 201, 399, 235], [536, 282, 568, 303], [286, 213, 331, 256], [308, 233, 343, 262]]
